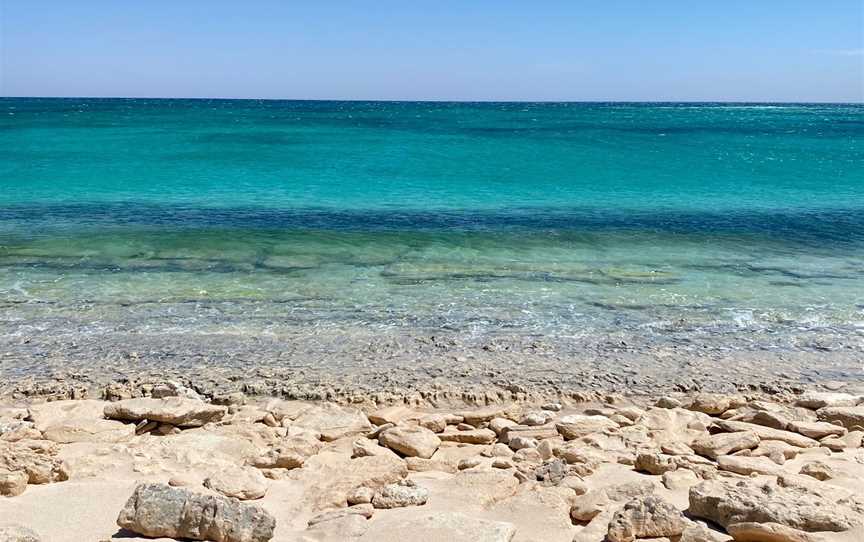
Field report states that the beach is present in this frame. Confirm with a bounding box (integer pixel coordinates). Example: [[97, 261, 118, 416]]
[[1, 99, 863, 540]]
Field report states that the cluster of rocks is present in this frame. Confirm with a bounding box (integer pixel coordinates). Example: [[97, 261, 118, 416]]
[[1, 387, 863, 541]]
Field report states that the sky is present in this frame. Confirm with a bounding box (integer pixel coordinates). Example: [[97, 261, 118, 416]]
[[1, 1, 862, 102]]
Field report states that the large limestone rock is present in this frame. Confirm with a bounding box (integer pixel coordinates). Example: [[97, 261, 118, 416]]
[[116, 483, 276, 542], [204, 466, 268, 500], [816, 406, 864, 430], [786, 420, 846, 439], [378, 426, 441, 458], [689, 394, 734, 415], [692, 431, 759, 459], [359, 511, 516, 541], [104, 398, 227, 427], [368, 406, 414, 426], [26, 400, 107, 432], [606, 496, 688, 542], [688, 479, 861, 532], [292, 403, 372, 440], [556, 415, 618, 440]]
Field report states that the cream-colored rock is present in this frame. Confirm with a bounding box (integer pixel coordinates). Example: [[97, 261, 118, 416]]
[[418, 414, 448, 433], [458, 406, 507, 426], [378, 426, 441, 458], [293, 403, 372, 441], [692, 431, 760, 459], [439, 428, 496, 445], [717, 455, 783, 476], [368, 406, 413, 426], [606, 496, 688, 542], [688, 478, 860, 531], [796, 392, 862, 410], [42, 418, 134, 444], [249, 434, 322, 469], [786, 421, 846, 439], [662, 469, 699, 490], [798, 461, 835, 481], [204, 466, 268, 500], [556, 415, 618, 440], [816, 406, 864, 430], [0, 469, 28, 497], [371, 479, 429, 509], [727, 521, 824, 542], [104, 398, 226, 428], [714, 420, 819, 449], [689, 394, 733, 415]]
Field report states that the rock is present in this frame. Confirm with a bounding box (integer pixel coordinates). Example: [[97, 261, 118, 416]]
[[560, 476, 589, 495], [689, 394, 733, 415], [205, 466, 268, 500], [371, 479, 429, 509], [520, 411, 551, 426], [749, 441, 799, 465], [607, 496, 688, 542], [556, 415, 619, 440], [663, 468, 700, 490], [368, 406, 413, 426], [438, 428, 497, 445], [820, 431, 862, 451], [489, 418, 518, 436], [692, 431, 760, 459], [405, 457, 456, 473], [491, 458, 513, 469], [537, 439, 556, 460], [352, 437, 399, 459], [542, 403, 562, 412], [347, 486, 375, 505], [249, 434, 322, 469], [635, 453, 680, 475], [508, 436, 538, 450], [104, 398, 227, 427], [458, 406, 506, 426], [378, 426, 441, 458], [717, 455, 783, 476], [0, 525, 41, 542], [786, 421, 846, 439], [116, 483, 276, 542], [418, 414, 448, 433], [571, 480, 655, 522], [714, 420, 819, 449], [798, 461, 835, 481], [42, 418, 134, 444], [656, 397, 684, 409], [796, 392, 861, 410], [688, 478, 860, 532], [457, 457, 483, 470], [308, 504, 374, 526], [816, 406, 864, 430], [294, 404, 373, 441], [358, 511, 516, 542], [727, 522, 823, 542], [0, 441, 66, 485], [680, 523, 732, 542], [0, 469, 28, 497]]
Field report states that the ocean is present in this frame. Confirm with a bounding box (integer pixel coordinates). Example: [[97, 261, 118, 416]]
[[1, 98, 863, 379]]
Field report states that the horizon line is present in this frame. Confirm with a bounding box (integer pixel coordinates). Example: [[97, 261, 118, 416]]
[[1, 95, 862, 105]]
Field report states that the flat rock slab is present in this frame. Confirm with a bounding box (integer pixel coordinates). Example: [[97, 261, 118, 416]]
[[359, 511, 516, 542], [688, 479, 860, 532], [116, 483, 275, 542], [42, 418, 134, 444], [104, 398, 226, 427]]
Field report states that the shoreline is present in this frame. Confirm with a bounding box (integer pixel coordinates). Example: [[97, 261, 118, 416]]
[[1, 386, 863, 541]]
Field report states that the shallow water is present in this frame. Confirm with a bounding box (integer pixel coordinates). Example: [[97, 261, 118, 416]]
[[1, 99, 863, 360]]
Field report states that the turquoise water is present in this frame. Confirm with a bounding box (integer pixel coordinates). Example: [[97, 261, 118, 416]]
[[1, 98, 863, 353]]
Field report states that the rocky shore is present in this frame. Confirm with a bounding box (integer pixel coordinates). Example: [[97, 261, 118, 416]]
[[2, 382, 864, 541]]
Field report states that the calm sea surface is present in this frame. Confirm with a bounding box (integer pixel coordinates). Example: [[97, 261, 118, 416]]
[[1, 99, 863, 358]]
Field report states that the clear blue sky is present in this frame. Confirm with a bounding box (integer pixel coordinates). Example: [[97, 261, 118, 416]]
[[1, 0, 862, 102]]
